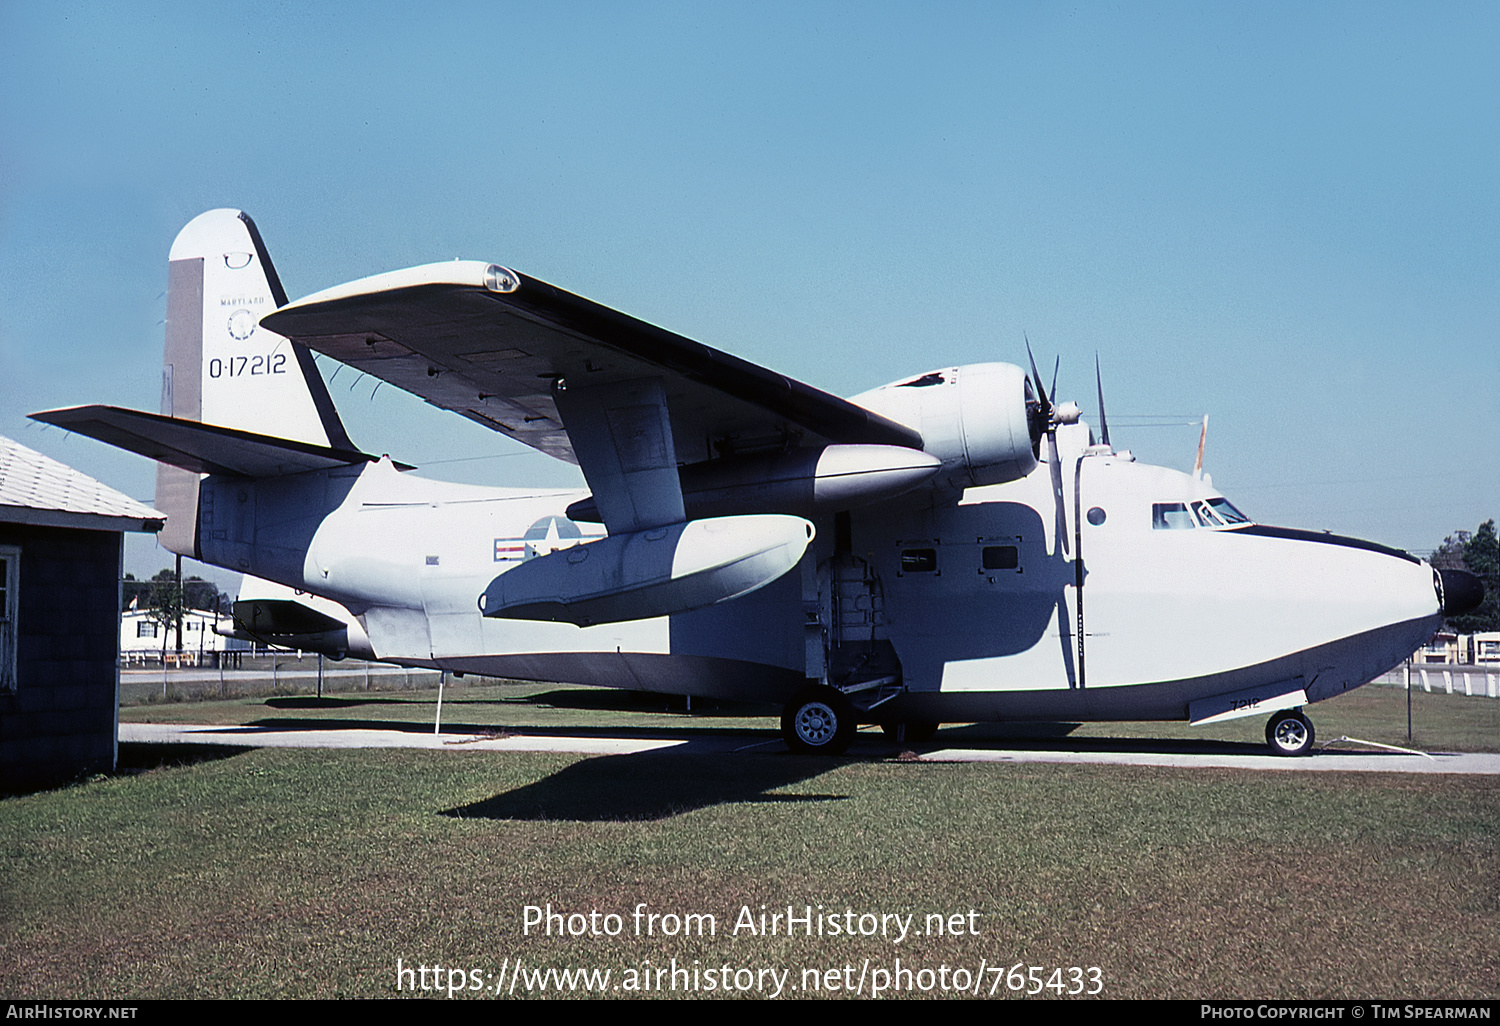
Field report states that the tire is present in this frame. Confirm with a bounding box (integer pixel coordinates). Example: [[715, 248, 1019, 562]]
[[1265, 709, 1315, 756], [782, 686, 855, 755], [879, 721, 939, 744]]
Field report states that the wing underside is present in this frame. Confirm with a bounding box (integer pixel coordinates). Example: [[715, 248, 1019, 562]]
[[260, 262, 922, 468]]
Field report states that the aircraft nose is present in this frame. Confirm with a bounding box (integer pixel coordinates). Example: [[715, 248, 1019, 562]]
[[1435, 568, 1484, 617]]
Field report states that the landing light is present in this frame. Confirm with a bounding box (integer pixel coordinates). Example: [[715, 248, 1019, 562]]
[[485, 265, 520, 293]]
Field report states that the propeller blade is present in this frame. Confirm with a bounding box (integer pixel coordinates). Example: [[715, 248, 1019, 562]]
[[1094, 353, 1111, 449], [1025, 335, 1048, 411], [1024, 335, 1053, 458]]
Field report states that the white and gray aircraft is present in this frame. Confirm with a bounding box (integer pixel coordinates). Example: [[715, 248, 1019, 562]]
[[36, 209, 1483, 756]]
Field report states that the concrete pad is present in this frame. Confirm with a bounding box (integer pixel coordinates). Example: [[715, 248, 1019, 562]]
[[120, 721, 686, 755]]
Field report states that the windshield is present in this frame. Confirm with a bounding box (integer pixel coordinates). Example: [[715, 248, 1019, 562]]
[[1206, 497, 1250, 523], [1154, 497, 1253, 530]]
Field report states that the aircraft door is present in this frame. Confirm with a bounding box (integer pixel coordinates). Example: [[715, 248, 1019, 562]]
[[818, 553, 902, 694]]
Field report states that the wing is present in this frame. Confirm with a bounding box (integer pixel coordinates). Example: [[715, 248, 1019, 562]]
[[261, 261, 922, 468]]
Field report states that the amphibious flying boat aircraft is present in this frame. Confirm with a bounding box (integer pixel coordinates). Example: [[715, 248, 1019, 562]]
[[35, 210, 1483, 755]]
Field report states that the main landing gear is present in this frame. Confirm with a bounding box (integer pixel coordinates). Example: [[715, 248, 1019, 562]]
[[1265, 708, 1315, 756], [780, 685, 941, 754], [781, 685, 856, 755]]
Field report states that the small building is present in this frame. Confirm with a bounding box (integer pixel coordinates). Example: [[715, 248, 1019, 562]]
[[1418, 630, 1464, 664], [1472, 632, 1500, 666], [120, 605, 244, 666], [0, 436, 162, 790]]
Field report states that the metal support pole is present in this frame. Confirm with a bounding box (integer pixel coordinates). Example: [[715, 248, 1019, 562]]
[[1407, 659, 1413, 742]]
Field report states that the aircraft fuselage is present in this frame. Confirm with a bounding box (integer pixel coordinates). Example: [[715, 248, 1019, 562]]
[[200, 424, 1441, 727]]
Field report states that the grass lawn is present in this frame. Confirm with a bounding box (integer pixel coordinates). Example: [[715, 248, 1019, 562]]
[[2, 680, 1494, 1000]]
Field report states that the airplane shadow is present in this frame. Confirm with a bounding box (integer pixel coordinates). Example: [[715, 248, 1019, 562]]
[[262, 696, 407, 710], [443, 750, 850, 822], [929, 724, 1276, 757], [522, 688, 779, 717], [936, 721, 1082, 739]]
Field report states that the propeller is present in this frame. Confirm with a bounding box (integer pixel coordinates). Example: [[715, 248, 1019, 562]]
[[1024, 336, 1052, 458], [1026, 338, 1087, 688]]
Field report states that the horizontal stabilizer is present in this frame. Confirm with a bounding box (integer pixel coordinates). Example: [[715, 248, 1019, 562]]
[[233, 598, 346, 636], [30, 405, 392, 478], [229, 577, 374, 661]]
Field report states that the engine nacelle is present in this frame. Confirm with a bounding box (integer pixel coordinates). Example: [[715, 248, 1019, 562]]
[[850, 363, 1037, 492], [565, 443, 941, 522]]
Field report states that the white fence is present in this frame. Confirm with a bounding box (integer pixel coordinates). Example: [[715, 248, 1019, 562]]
[[1371, 666, 1499, 698]]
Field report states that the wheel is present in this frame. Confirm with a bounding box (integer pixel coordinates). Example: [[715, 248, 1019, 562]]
[[1265, 709, 1315, 756], [782, 686, 855, 755], [879, 721, 939, 744]]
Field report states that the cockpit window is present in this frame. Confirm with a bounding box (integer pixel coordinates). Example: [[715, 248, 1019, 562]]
[[1206, 498, 1250, 524], [1152, 503, 1194, 530], [1156, 498, 1252, 530]]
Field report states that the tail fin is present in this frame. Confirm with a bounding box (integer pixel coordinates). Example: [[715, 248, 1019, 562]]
[[156, 209, 354, 554], [161, 209, 351, 445]]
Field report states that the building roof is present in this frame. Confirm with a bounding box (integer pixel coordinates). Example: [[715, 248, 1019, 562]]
[[0, 435, 164, 533]]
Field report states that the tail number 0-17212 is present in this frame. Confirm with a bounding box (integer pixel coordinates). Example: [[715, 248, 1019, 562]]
[[209, 354, 287, 378]]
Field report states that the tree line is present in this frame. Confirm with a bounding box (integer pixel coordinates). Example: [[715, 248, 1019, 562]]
[[122, 569, 231, 616]]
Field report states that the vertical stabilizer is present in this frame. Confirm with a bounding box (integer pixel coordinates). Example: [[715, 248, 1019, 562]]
[[156, 209, 354, 555]]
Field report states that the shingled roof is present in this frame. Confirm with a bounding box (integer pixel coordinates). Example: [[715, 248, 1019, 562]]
[[0, 436, 163, 533]]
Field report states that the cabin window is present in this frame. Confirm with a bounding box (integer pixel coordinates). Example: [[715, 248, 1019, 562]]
[[137, 621, 159, 638], [981, 545, 1019, 570], [1152, 502, 1194, 530], [900, 548, 938, 573]]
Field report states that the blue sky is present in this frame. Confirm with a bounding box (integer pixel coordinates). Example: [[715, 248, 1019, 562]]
[[2, 2, 1495, 587]]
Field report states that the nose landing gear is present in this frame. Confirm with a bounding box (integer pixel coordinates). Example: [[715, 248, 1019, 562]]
[[1265, 708, 1315, 756]]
